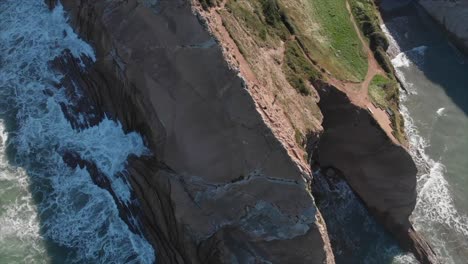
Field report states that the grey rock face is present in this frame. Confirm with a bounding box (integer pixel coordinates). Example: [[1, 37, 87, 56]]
[[419, 0, 468, 54], [51, 0, 335, 263]]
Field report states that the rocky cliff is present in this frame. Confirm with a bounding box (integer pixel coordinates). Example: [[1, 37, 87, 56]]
[[419, 0, 468, 54], [46, 0, 439, 263], [312, 82, 438, 263], [48, 0, 334, 263]]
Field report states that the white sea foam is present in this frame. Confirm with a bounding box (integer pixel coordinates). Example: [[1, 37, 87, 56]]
[[394, 48, 468, 241], [314, 171, 418, 263], [400, 102, 468, 263], [436, 108, 446, 116], [0, 0, 155, 263], [0, 120, 49, 264], [401, 102, 468, 237], [391, 45, 429, 96], [381, 18, 468, 263]]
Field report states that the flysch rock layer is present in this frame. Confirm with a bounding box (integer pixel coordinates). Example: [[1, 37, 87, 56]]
[[313, 82, 439, 264], [419, 0, 468, 54], [48, 0, 334, 263], [45, 0, 442, 263]]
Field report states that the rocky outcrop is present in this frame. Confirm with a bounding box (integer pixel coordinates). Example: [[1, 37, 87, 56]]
[[45, 0, 443, 262], [418, 0, 468, 54], [49, 0, 334, 263], [312, 82, 439, 264]]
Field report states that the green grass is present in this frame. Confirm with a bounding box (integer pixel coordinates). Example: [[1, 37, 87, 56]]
[[369, 75, 391, 108], [310, 0, 368, 81], [284, 41, 322, 95], [225, 0, 288, 47], [369, 74, 406, 143], [226, 0, 368, 82], [349, 0, 394, 75], [225, 0, 321, 95]]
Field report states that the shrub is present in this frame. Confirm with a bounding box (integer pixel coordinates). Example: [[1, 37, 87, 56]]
[[370, 31, 389, 51], [261, 0, 282, 26], [283, 41, 321, 95], [199, 0, 223, 10], [374, 47, 393, 74]]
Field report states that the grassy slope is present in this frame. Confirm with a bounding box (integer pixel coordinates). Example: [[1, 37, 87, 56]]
[[281, 0, 368, 82], [225, 0, 368, 83], [349, 0, 406, 143], [369, 74, 394, 108], [213, 0, 406, 143], [349, 0, 393, 74], [306, 0, 368, 81], [368, 74, 405, 143], [220, 0, 323, 143]]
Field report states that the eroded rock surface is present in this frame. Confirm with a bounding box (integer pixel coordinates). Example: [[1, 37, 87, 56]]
[[49, 0, 334, 263], [312, 83, 438, 264], [419, 0, 468, 54]]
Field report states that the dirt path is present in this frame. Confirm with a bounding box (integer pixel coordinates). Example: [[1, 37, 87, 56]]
[[341, 1, 398, 144], [193, 1, 314, 174], [194, 0, 399, 145]]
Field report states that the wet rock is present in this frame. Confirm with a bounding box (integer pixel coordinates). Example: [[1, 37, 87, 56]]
[[45, 0, 57, 10], [61, 151, 146, 237]]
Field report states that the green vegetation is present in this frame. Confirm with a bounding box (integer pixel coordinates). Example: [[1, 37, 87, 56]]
[[284, 41, 322, 95], [261, 0, 282, 26], [217, 0, 407, 142], [349, 0, 393, 75], [225, 0, 321, 95], [369, 75, 393, 108], [225, 0, 368, 82], [310, 0, 368, 81], [369, 74, 405, 142], [224, 0, 287, 47], [200, 0, 224, 10]]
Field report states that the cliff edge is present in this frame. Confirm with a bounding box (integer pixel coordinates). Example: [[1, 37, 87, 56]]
[[419, 0, 468, 54], [46, 0, 439, 263], [50, 0, 334, 263]]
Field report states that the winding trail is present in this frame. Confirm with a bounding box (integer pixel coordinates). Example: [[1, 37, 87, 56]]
[[336, 0, 398, 144], [194, 0, 398, 145]]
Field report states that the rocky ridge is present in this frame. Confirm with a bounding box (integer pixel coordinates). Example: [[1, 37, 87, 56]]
[[47, 0, 334, 263], [45, 0, 439, 263]]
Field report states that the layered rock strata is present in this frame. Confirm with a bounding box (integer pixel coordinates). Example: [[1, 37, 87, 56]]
[[312, 82, 439, 264], [45, 0, 442, 263], [47, 0, 334, 263]]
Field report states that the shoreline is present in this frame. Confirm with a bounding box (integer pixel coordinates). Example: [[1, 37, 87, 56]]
[[54, 0, 337, 262], [193, 1, 436, 262], [43, 0, 438, 263]]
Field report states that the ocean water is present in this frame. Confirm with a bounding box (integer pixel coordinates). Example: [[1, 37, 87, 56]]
[[0, 1, 155, 263], [312, 171, 417, 263], [381, 2, 468, 263], [315, 2, 468, 264]]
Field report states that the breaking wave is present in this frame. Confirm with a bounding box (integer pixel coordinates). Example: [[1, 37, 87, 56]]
[[0, 1, 155, 263], [313, 169, 417, 263], [383, 20, 468, 263]]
